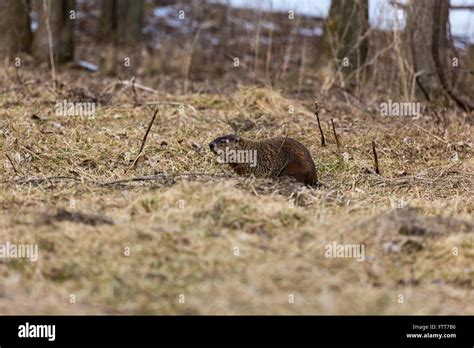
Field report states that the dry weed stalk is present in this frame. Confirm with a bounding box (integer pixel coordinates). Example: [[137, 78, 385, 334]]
[[314, 101, 326, 147], [129, 107, 160, 170]]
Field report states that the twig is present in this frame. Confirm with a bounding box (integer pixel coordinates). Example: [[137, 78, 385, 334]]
[[102, 79, 159, 95], [314, 102, 326, 147], [388, 1, 407, 10], [129, 108, 159, 170], [450, 5, 474, 10], [5, 154, 19, 176], [11, 176, 83, 185], [414, 124, 448, 144], [330, 118, 341, 151], [103, 102, 198, 115], [131, 76, 140, 105], [99, 173, 232, 186], [372, 140, 381, 175], [15, 68, 23, 86]]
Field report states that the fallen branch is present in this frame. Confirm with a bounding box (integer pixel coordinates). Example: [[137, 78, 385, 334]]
[[101, 78, 159, 97], [99, 173, 233, 186], [414, 124, 448, 144], [120, 79, 159, 94], [11, 176, 83, 185], [7, 173, 233, 187]]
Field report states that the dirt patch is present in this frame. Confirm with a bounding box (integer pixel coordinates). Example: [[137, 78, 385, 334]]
[[360, 208, 474, 238], [38, 208, 114, 226]]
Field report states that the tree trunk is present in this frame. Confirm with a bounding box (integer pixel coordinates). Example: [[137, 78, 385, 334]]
[[99, 0, 117, 43], [99, 0, 144, 75], [0, 0, 32, 60], [431, 0, 473, 110], [323, 0, 369, 88], [117, 0, 144, 44], [33, 0, 75, 64], [99, 0, 144, 45], [406, 0, 448, 100]]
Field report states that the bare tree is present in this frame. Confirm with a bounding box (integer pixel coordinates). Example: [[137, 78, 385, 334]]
[[0, 0, 32, 60]]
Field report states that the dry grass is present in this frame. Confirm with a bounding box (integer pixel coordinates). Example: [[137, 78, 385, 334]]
[[0, 65, 473, 314]]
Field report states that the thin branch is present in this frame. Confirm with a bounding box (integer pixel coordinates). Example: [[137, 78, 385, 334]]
[[314, 102, 326, 147], [7, 173, 233, 186], [388, 1, 407, 10], [372, 140, 380, 175], [414, 124, 448, 144], [11, 176, 83, 185], [5, 154, 19, 176], [330, 118, 341, 151], [131, 76, 140, 105], [449, 5, 474, 10], [129, 108, 159, 170], [99, 173, 232, 186], [15, 68, 23, 86]]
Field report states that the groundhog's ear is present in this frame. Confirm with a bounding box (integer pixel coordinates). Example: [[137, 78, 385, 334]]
[[235, 135, 241, 142]]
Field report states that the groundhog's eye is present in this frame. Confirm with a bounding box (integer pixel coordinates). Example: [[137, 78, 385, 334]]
[[222, 139, 229, 143]]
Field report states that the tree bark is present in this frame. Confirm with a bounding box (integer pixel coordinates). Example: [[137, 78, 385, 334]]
[[432, 0, 474, 110], [32, 0, 75, 64], [323, 0, 369, 87], [406, 0, 447, 100], [99, 0, 144, 45], [0, 0, 32, 60]]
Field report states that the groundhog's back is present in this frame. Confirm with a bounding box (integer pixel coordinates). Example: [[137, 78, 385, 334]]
[[259, 137, 317, 185]]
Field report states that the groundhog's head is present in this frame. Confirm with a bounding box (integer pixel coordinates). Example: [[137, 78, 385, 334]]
[[209, 134, 242, 154]]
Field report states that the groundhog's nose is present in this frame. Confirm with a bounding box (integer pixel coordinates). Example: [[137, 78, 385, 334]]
[[209, 142, 216, 153]]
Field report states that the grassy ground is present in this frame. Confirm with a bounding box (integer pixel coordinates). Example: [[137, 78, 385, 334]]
[[0, 66, 473, 314]]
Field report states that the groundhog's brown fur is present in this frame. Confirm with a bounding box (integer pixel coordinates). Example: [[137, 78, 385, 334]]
[[209, 135, 318, 185]]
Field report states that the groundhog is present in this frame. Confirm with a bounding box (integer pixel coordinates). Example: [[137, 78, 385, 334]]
[[209, 134, 318, 186]]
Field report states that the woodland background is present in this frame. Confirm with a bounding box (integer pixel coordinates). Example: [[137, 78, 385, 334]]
[[0, 0, 472, 314]]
